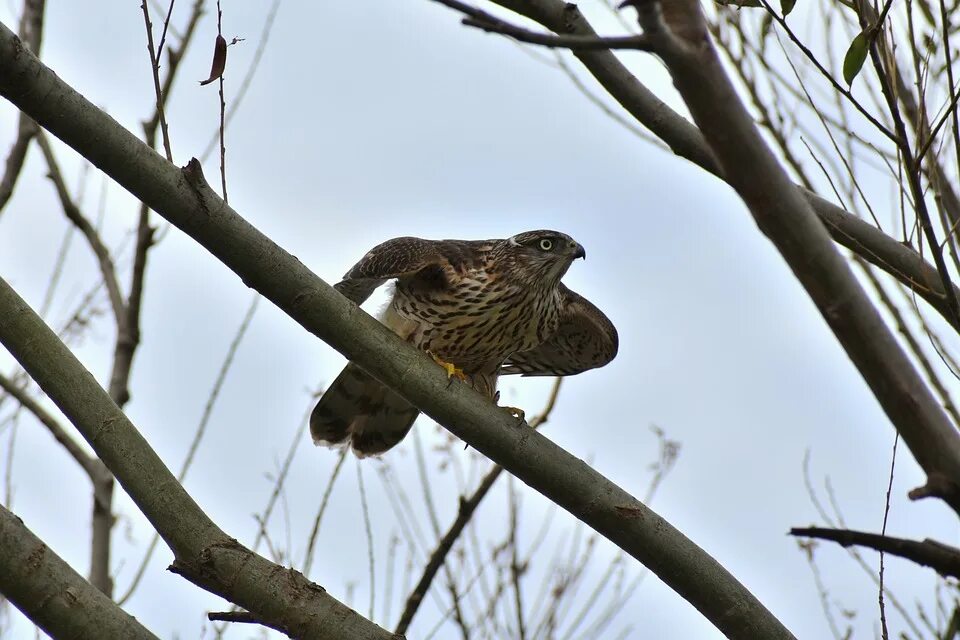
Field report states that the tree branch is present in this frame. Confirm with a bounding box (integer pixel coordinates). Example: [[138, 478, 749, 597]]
[[0, 0, 45, 218], [0, 115, 35, 215], [0, 20, 793, 639], [34, 129, 126, 328], [489, 0, 960, 334], [431, 0, 655, 50], [395, 378, 562, 635], [790, 527, 960, 579], [0, 504, 159, 640], [619, 0, 960, 512], [0, 280, 395, 639], [140, 0, 173, 161], [0, 372, 107, 485], [853, 0, 960, 330], [812, 192, 960, 333]]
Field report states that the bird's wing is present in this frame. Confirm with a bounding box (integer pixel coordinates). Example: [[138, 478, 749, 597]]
[[501, 284, 618, 376], [334, 236, 452, 305]]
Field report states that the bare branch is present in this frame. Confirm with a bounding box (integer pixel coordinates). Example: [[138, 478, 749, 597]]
[[34, 130, 126, 328], [755, 0, 898, 142], [201, 0, 281, 161], [395, 379, 562, 635], [0, 0, 45, 218], [140, 0, 173, 161], [302, 446, 348, 577], [852, 0, 960, 330], [154, 0, 176, 63], [791, 527, 960, 579], [0, 373, 106, 485], [0, 504, 158, 639], [432, 0, 655, 50], [879, 432, 899, 639], [0, 116, 36, 216]]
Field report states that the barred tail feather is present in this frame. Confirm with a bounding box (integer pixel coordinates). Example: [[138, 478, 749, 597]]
[[310, 363, 419, 457]]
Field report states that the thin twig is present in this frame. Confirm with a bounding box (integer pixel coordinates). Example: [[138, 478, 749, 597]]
[[302, 447, 348, 576], [0, 373, 105, 484], [155, 0, 176, 63], [795, 538, 847, 640], [507, 478, 526, 640], [757, 0, 898, 142], [117, 294, 259, 605], [34, 131, 125, 327], [215, 0, 228, 202], [394, 379, 562, 635], [914, 80, 960, 163], [200, 0, 281, 161], [0, 0, 44, 218], [3, 415, 16, 508], [801, 453, 924, 637], [878, 431, 899, 640], [356, 460, 376, 621], [140, 0, 173, 161], [412, 428, 469, 635], [855, 0, 960, 330], [207, 610, 261, 624]]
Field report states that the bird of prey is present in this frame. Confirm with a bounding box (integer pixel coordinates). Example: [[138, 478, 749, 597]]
[[310, 230, 618, 456]]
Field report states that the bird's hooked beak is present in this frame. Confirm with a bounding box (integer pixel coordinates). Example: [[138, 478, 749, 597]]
[[573, 243, 586, 260]]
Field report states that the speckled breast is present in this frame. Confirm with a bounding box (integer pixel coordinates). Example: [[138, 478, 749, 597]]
[[389, 270, 561, 372]]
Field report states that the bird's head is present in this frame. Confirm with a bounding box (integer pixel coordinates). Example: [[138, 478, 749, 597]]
[[502, 230, 585, 285]]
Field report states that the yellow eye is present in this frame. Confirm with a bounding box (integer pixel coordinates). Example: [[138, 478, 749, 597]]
[[538, 238, 554, 251]]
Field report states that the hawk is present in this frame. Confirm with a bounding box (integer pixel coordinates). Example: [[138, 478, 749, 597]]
[[310, 230, 618, 456]]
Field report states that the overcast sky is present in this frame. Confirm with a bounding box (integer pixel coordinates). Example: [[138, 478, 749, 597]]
[[2, 1, 958, 639]]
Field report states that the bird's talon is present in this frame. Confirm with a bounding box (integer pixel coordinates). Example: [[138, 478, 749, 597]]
[[429, 351, 467, 382]]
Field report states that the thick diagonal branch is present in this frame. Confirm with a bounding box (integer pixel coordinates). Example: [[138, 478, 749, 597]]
[[0, 505, 159, 639], [0, 20, 793, 640]]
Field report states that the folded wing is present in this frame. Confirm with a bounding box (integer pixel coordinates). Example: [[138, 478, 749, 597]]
[[501, 285, 618, 376]]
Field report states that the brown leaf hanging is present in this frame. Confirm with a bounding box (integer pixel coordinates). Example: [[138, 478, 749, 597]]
[[199, 34, 226, 86]]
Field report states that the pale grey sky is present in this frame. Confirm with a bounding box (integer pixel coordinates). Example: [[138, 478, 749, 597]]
[[1, 1, 957, 639]]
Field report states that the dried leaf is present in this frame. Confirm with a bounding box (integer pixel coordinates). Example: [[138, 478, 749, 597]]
[[780, 0, 797, 16], [199, 34, 227, 86], [842, 31, 870, 86]]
